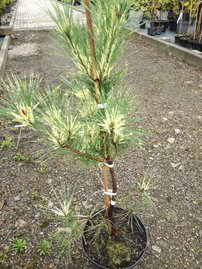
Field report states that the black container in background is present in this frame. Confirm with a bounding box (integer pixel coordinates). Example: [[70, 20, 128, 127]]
[[169, 20, 177, 32], [148, 27, 157, 36]]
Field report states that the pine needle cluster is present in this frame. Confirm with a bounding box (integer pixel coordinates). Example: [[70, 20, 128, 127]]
[[0, 0, 141, 164]]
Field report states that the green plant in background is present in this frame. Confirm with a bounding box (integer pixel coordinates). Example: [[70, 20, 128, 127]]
[[0, 0, 6, 19], [169, 0, 180, 15], [1, 137, 12, 150], [0, 252, 7, 266], [11, 239, 26, 253], [136, 0, 171, 21], [37, 239, 51, 256], [7, 0, 15, 4], [6, 0, 12, 5], [182, 0, 200, 35], [177, 0, 201, 36], [12, 152, 26, 161]]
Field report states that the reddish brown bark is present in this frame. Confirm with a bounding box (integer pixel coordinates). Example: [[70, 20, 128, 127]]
[[84, 0, 99, 104]]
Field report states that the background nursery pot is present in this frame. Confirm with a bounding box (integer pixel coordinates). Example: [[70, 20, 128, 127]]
[[148, 27, 156, 36], [82, 207, 148, 269]]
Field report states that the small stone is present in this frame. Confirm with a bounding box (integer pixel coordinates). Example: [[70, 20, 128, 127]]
[[166, 196, 172, 202], [35, 212, 40, 218], [75, 205, 80, 214], [165, 144, 171, 150], [15, 219, 27, 229], [167, 138, 175, 144], [153, 144, 159, 148], [158, 240, 167, 248], [152, 245, 161, 253], [170, 162, 180, 168], [197, 116, 202, 122], [82, 200, 93, 209], [48, 201, 53, 208], [168, 111, 174, 116], [162, 117, 168, 122], [14, 196, 20, 201], [178, 165, 184, 170], [169, 210, 178, 221], [185, 81, 193, 85], [54, 259, 60, 265], [199, 230, 202, 236], [174, 129, 181, 134]]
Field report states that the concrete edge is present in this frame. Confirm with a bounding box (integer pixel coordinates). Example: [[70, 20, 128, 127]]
[[0, 36, 11, 78], [0, 1, 19, 79], [132, 30, 202, 70], [14, 25, 55, 32]]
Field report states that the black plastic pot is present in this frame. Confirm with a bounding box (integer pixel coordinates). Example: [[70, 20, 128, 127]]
[[139, 21, 146, 29], [5, 4, 11, 14], [180, 38, 188, 48], [184, 13, 190, 22], [73, 0, 81, 5], [82, 207, 148, 269], [192, 41, 202, 52], [155, 27, 163, 35], [148, 27, 156, 36], [152, 20, 168, 32], [186, 39, 193, 49], [169, 20, 177, 32], [175, 35, 182, 44]]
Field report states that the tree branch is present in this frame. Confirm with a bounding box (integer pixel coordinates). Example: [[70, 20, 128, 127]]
[[62, 143, 102, 162]]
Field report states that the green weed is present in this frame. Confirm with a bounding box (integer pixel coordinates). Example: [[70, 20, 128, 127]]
[[1, 137, 12, 150], [37, 239, 51, 256], [13, 152, 26, 161], [39, 167, 49, 174], [11, 238, 26, 253], [0, 252, 7, 265]]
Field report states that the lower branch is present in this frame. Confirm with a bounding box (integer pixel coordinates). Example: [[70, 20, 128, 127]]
[[62, 143, 102, 162]]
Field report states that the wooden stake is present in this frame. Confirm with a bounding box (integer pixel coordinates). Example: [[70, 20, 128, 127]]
[[84, 0, 116, 236], [187, 0, 193, 36], [179, 5, 184, 35], [197, 6, 202, 39], [199, 28, 202, 42], [102, 164, 112, 234], [106, 159, 118, 236], [194, 5, 199, 40]]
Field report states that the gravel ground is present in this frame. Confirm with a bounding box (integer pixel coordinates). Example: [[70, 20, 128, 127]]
[[0, 30, 202, 269]]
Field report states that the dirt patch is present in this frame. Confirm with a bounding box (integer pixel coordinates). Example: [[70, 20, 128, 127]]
[[0, 30, 202, 269], [9, 44, 39, 58]]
